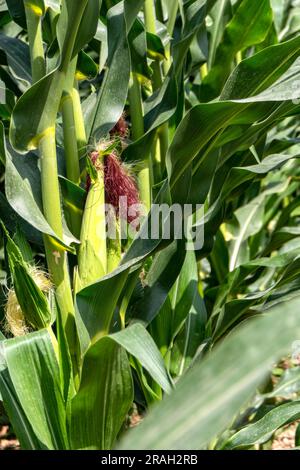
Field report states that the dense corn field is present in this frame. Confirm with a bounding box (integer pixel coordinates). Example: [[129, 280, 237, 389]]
[[1, 0, 300, 452]]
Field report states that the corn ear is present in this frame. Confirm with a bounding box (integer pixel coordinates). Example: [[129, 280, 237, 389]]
[[77, 167, 107, 290], [2, 223, 52, 331]]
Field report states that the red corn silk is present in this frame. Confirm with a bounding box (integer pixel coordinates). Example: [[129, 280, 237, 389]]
[[90, 151, 100, 166], [110, 114, 128, 138], [86, 150, 140, 223], [85, 173, 92, 193], [104, 153, 140, 223]]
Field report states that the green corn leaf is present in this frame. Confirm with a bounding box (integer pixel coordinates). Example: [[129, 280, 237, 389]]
[[167, 84, 300, 203], [216, 154, 300, 211], [296, 424, 300, 448], [95, 18, 108, 72], [24, 0, 46, 16], [118, 297, 300, 450], [123, 70, 177, 163], [214, 253, 300, 336], [119, 183, 184, 281], [6, 0, 27, 28], [76, 50, 98, 81], [2, 223, 52, 331], [110, 323, 173, 394], [1, 128, 78, 251], [86, 0, 144, 140], [173, 0, 217, 76], [9, 0, 98, 153], [169, 250, 203, 338], [88, 1, 130, 141], [271, 0, 286, 33], [146, 31, 166, 61], [228, 182, 288, 271], [71, 0, 101, 58], [75, 264, 132, 353], [12, 226, 34, 264], [75, 203, 185, 357], [221, 35, 300, 100], [166, 100, 247, 200], [2, 0, 300, 453], [189, 22, 208, 70], [131, 240, 187, 325], [151, 249, 206, 357], [0, 329, 69, 449], [0, 348, 46, 449], [0, 79, 15, 120], [265, 227, 300, 254], [70, 337, 133, 450], [59, 176, 85, 240], [0, 192, 43, 246], [235, 60, 300, 104], [55, 300, 75, 414], [223, 401, 300, 449], [260, 367, 300, 400], [208, 0, 232, 68], [0, 32, 31, 88], [210, 248, 300, 335], [200, 0, 273, 101], [45, 0, 60, 12], [170, 293, 207, 377], [128, 18, 152, 81], [124, 0, 144, 31]]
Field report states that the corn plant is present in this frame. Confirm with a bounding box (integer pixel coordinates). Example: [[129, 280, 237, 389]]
[[1, 0, 300, 451]]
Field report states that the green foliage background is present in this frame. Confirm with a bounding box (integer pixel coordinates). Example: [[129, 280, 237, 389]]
[[1, 0, 300, 450]]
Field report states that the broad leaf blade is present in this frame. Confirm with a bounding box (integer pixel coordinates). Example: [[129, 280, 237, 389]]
[[118, 297, 300, 450], [200, 0, 273, 101], [110, 323, 173, 394], [223, 401, 300, 449], [1, 330, 68, 449], [70, 337, 133, 450]]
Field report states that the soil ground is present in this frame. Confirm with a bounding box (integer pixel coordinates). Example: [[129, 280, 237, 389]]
[[0, 422, 297, 450], [0, 425, 19, 450]]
